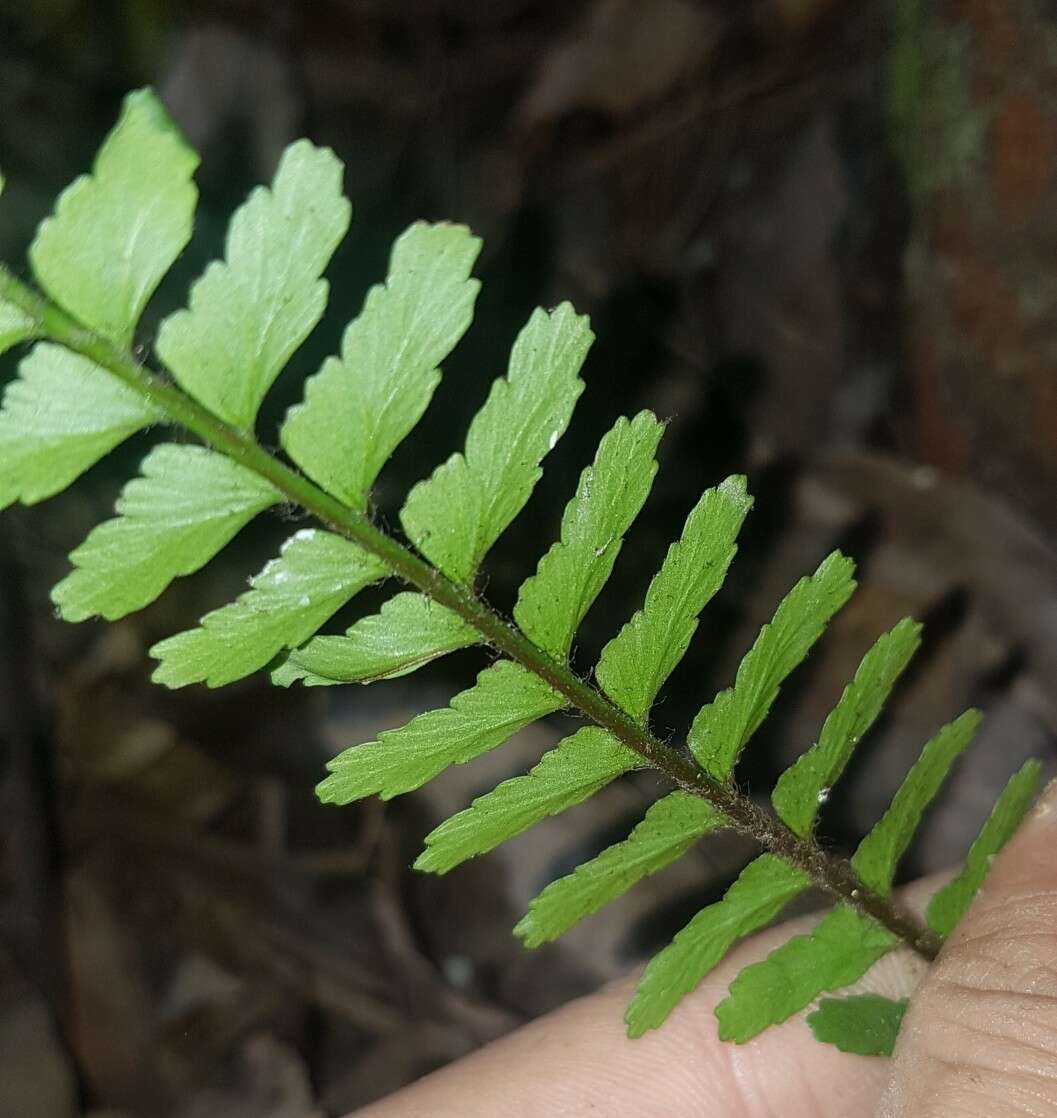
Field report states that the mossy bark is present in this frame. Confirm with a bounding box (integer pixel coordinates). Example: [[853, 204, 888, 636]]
[[894, 0, 1057, 534]]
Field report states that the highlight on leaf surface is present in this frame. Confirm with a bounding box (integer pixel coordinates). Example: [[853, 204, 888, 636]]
[[0, 84, 1045, 1055]]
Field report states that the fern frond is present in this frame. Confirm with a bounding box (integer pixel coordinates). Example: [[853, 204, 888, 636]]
[[807, 993, 908, 1057], [400, 303, 591, 583], [29, 90, 199, 348], [273, 592, 478, 687], [926, 758, 1042, 936], [626, 854, 810, 1037], [715, 903, 898, 1042], [596, 475, 752, 722], [416, 727, 639, 874], [514, 791, 727, 947], [157, 140, 349, 430], [280, 222, 481, 510], [851, 710, 980, 894], [151, 530, 387, 687], [514, 411, 662, 660], [714, 710, 979, 1041], [317, 661, 565, 802], [53, 445, 282, 621], [0, 86, 1043, 1054], [0, 304, 34, 355], [0, 344, 159, 509], [688, 552, 857, 781], [771, 617, 922, 837]]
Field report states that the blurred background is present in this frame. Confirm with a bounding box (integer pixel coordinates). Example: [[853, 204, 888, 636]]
[[2, 1, 1057, 1114]]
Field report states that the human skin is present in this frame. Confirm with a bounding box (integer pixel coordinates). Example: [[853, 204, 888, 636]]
[[354, 780, 1057, 1117]]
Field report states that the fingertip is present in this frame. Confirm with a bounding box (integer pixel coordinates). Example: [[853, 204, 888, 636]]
[[880, 793, 1057, 1116]]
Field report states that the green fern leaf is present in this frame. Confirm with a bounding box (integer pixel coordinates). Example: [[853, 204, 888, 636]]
[[52, 444, 281, 621], [400, 303, 591, 583], [317, 661, 564, 803], [415, 727, 639, 874], [807, 993, 908, 1057], [626, 854, 810, 1037], [772, 618, 922, 837], [150, 529, 386, 687], [156, 140, 349, 429], [0, 344, 159, 510], [715, 903, 897, 1042], [689, 552, 856, 781], [0, 175, 33, 353], [515, 791, 727, 948], [280, 222, 481, 509], [29, 90, 198, 348], [2, 89, 1046, 1052], [596, 475, 752, 722], [0, 303, 34, 355], [513, 412, 662, 660], [272, 592, 478, 687], [852, 709, 981, 895], [927, 758, 1042, 937]]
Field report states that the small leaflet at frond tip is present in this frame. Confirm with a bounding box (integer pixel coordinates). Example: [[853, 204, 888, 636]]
[[157, 139, 350, 430], [926, 758, 1042, 937], [597, 474, 753, 722], [0, 344, 160, 511], [514, 790, 727, 948], [689, 551, 856, 782], [317, 661, 565, 804], [400, 302, 592, 583], [281, 221, 482, 509], [514, 411, 663, 660], [851, 709, 981, 897], [807, 994, 908, 1057], [714, 903, 897, 1043], [415, 727, 639, 874], [626, 855, 810, 1038], [30, 88, 199, 347], [772, 617, 922, 837], [273, 592, 478, 687], [150, 529, 386, 688], [52, 444, 281, 621]]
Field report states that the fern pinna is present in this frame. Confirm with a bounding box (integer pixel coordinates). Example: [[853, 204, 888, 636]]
[[0, 90, 1042, 1057]]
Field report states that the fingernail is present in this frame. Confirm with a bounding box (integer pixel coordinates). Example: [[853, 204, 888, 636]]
[[1027, 777, 1057, 828]]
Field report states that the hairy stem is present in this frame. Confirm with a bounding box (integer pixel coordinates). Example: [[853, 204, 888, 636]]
[[0, 265, 942, 961]]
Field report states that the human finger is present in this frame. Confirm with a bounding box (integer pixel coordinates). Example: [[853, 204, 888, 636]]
[[879, 781, 1057, 1116], [353, 881, 937, 1118]]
